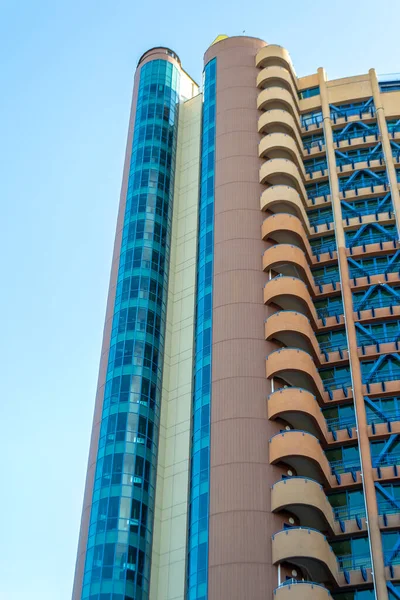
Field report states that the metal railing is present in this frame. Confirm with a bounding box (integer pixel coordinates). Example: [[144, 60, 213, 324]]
[[316, 305, 344, 319], [275, 580, 331, 594], [372, 451, 400, 468], [349, 264, 400, 279], [336, 553, 371, 571], [332, 503, 366, 521], [310, 239, 337, 255], [325, 415, 356, 432], [341, 202, 393, 220], [334, 126, 379, 145], [329, 458, 361, 475], [312, 271, 340, 286], [353, 293, 400, 312]]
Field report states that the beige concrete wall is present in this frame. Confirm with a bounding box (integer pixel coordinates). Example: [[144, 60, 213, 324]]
[[149, 93, 202, 600]]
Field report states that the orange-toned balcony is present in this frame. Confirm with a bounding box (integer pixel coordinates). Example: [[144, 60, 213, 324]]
[[260, 158, 308, 202], [272, 527, 372, 587], [262, 245, 340, 296], [260, 185, 310, 226], [273, 581, 332, 600], [255, 44, 295, 76], [272, 527, 340, 584], [268, 387, 330, 441], [262, 214, 338, 265], [257, 66, 299, 109], [269, 430, 332, 486], [258, 110, 303, 150], [265, 311, 347, 368], [259, 133, 305, 176], [257, 87, 299, 121], [272, 477, 336, 534], [271, 475, 367, 537], [263, 276, 344, 331], [266, 347, 354, 406]]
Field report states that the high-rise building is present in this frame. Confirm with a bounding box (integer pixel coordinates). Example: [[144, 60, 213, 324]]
[[72, 35, 400, 600]]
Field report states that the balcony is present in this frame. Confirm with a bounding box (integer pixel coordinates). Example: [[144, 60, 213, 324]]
[[258, 110, 303, 149], [265, 311, 321, 360], [269, 430, 332, 484], [256, 44, 295, 74], [263, 276, 319, 327], [262, 245, 316, 291], [272, 527, 339, 584], [257, 66, 299, 109], [273, 581, 332, 600], [260, 158, 308, 201], [257, 87, 299, 120], [262, 213, 312, 253], [266, 348, 325, 399], [272, 477, 335, 533], [268, 387, 329, 440], [260, 185, 309, 226], [259, 133, 305, 175]]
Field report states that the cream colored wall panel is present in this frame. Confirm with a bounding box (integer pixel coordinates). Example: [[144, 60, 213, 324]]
[[150, 93, 201, 600]]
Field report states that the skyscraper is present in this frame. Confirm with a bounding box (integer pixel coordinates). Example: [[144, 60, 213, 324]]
[[72, 35, 400, 600]]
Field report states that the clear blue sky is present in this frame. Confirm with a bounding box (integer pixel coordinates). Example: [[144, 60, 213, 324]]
[[0, 1, 398, 598]]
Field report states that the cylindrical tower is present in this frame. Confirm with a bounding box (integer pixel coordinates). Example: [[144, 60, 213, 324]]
[[195, 36, 285, 600], [73, 47, 183, 600]]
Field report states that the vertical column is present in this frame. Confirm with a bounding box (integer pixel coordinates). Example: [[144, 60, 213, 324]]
[[318, 68, 388, 600], [150, 94, 201, 600], [187, 58, 216, 600], [204, 36, 282, 600], [73, 50, 182, 600], [370, 68, 400, 239]]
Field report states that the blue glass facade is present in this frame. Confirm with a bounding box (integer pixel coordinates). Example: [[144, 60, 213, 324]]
[[80, 59, 180, 600], [187, 58, 216, 600]]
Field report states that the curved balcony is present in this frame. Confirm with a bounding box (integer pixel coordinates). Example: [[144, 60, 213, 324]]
[[263, 276, 319, 327], [262, 213, 311, 254], [259, 133, 305, 176], [256, 44, 295, 74], [260, 158, 308, 201], [257, 66, 299, 107], [260, 185, 309, 227], [257, 87, 299, 120], [262, 245, 315, 292], [269, 431, 332, 484], [258, 110, 303, 150], [265, 311, 320, 359], [266, 348, 325, 400], [268, 387, 328, 440], [272, 477, 335, 533], [274, 581, 332, 600], [272, 528, 339, 584]]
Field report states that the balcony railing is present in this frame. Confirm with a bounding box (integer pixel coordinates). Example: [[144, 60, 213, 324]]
[[308, 211, 333, 227], [329, 458, 361, 475], [357, 331, 400, 349], [316, 305, 344, 320], [372, 451, 400, 468], [353, 294, 400, 313], [275, 580, 331, 593], [310, 239, 337, 256], [332, 503, 366, 521], [363, 371, 400, 386], [313, 271, 340, 286], [325, 415, 356, 432], [321, 375, 352, 392], [349, 264, 400, 280], [336, 552, 371, 571], [334, 126, 379, 145], [367, 407, 400, 426], [340, 173, 388, 194]]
